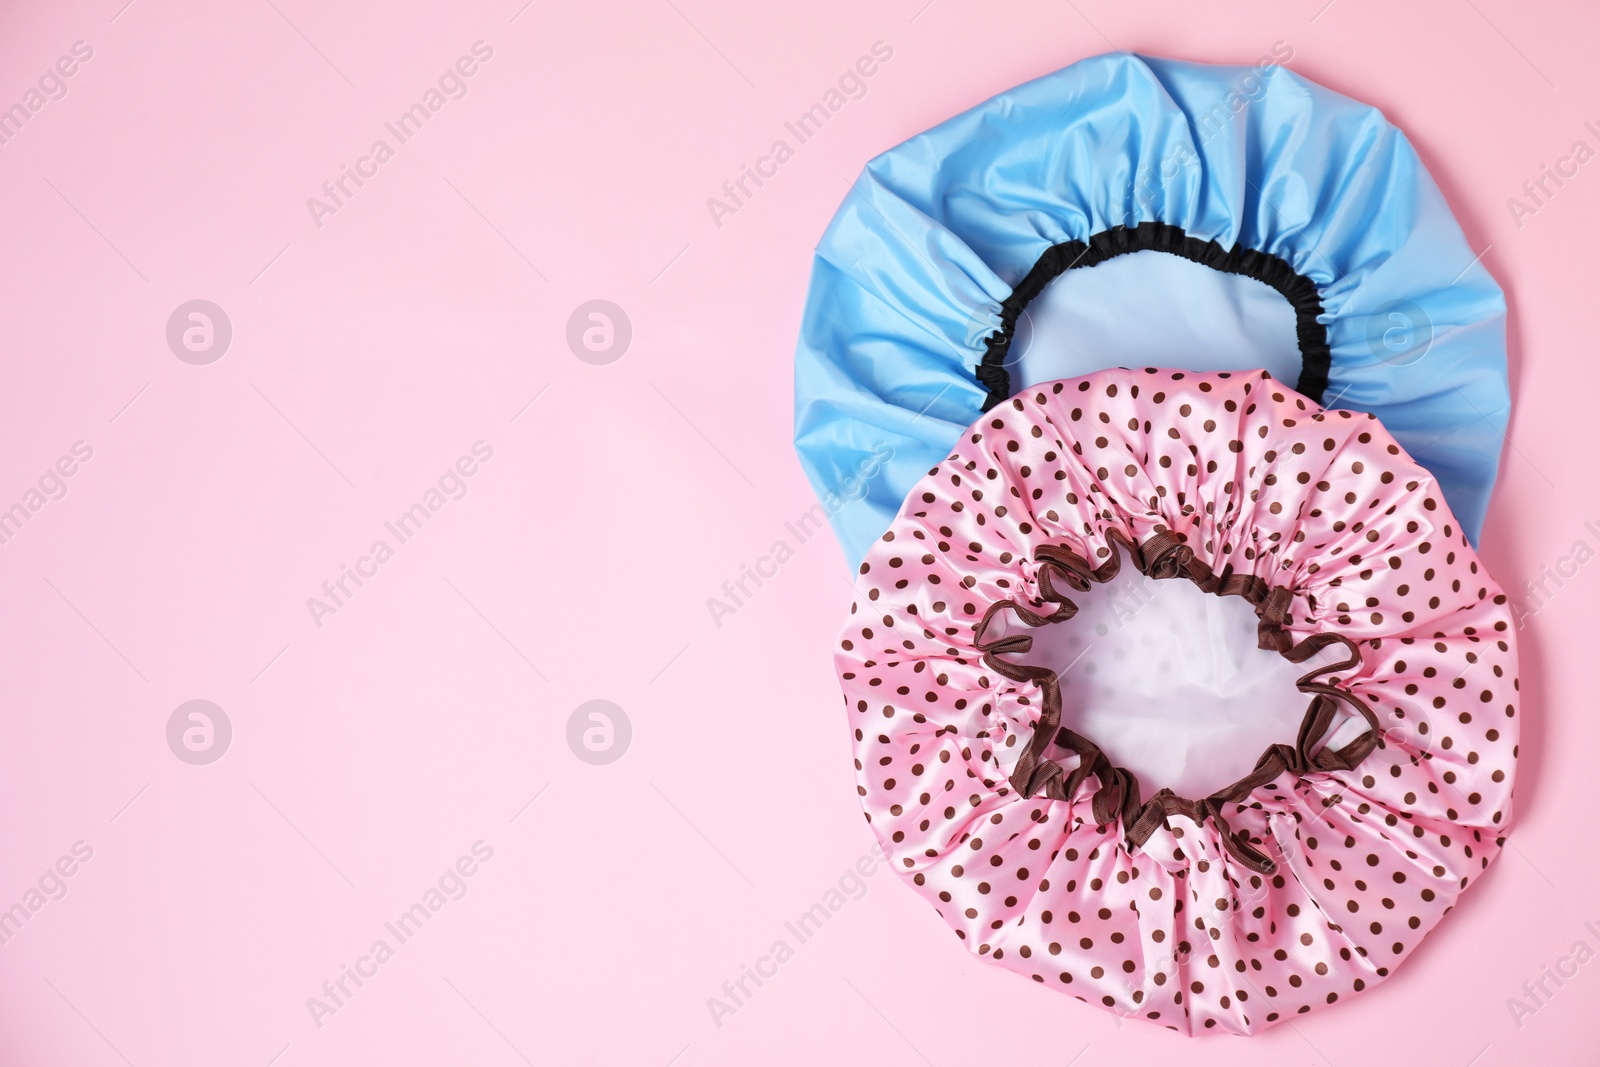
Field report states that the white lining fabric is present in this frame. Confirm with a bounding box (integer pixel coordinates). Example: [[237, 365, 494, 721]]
[[1010, 250, 1303, 390], [992, 544, 1364, 803]]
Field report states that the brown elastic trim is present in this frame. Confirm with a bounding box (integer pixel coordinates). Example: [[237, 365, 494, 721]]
[[974, 529, 1380, 875]]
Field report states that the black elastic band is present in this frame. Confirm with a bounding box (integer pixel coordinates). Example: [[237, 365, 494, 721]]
[[976, 221, 1331, 410]]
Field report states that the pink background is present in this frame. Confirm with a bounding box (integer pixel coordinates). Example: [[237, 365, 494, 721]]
[[0, 0, 1591, 1063]]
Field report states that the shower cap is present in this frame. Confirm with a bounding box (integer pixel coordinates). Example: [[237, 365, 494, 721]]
[[835, 367, 1518, 1035], [796, 52, 1508, 569]]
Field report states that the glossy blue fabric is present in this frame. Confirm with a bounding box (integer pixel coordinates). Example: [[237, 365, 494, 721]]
[[794, 53, 1508, 569]]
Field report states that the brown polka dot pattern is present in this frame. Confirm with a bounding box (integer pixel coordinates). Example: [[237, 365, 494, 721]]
[[835, 368, 1518, 1035]]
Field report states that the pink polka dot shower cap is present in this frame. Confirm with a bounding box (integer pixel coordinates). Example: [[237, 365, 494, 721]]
[[835, 367, 1518, 1035]]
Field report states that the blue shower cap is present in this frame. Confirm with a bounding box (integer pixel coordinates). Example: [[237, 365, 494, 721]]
[[794, 51, 1508, 568]]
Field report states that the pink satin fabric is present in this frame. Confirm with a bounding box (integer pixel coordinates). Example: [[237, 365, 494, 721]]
[[835, 368, 1519, 1034]]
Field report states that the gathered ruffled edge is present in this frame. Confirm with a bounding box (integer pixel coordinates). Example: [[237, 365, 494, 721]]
[[973, 527, 1379, 875]]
